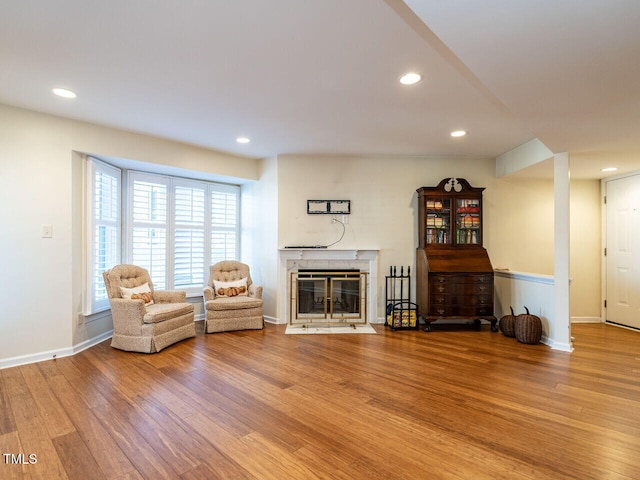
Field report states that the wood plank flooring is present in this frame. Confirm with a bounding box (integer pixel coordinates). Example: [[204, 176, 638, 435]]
[[1, 322, 640, 479]]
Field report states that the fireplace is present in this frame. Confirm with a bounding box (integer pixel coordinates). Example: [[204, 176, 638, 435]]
[[291, 269, 367, 325], [278, 249, 379, 325]]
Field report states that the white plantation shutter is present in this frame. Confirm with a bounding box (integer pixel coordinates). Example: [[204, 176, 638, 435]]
[[129, 174, 168, 290], [125, 171, 240, 294], [211, 187, 239, 263], [87, 158, 121, 313], [174, 182, 205, 289]]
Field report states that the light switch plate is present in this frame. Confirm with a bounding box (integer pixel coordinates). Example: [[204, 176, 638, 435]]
[[42, 224, 53, 238]]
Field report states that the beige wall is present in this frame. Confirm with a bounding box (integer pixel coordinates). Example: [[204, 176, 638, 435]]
[[274, 155, 601, 322], [276, 154, 501, 258], [275, 154, 557, 271], [0, 102, 602, 366], [485, 178, 555, 274], [570, 180, 602, 318], [0, 104, 259, 366], [488, 176, 601, 318], [71, 118, 259, 181]]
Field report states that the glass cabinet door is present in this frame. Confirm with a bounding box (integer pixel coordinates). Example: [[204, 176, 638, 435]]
[[455, 198, 481, 245], [425, 198, 451, 244]]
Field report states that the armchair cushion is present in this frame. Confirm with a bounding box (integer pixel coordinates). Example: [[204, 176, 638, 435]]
[[144, 302, 195, 323], [205, 296, 263, 311]]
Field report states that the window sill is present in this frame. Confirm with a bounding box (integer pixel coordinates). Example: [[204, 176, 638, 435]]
[[80, 308, 112, 325]]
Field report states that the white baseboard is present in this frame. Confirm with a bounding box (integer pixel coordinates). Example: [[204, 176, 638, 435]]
[[542, 336, 574, 352], [73, 330, 113, 354], [0, 330, 114, 371], [0, 347, 75, 370], [571, 316, 602, 323]]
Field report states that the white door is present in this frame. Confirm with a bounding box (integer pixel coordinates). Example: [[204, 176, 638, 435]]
[[606, 174, 640, 329]]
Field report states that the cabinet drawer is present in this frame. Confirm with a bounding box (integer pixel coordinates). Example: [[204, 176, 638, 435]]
[[470, 283, 492, 294], [428, 304, 494, 317], [430, 282, 493, 296], [430, 293, 491, 305], [468, 294, 492, 306], [431, 275, 450, 285], [467, 274, 492, 285], [472, 305, 493, 316], [431, 274, 492, 285]]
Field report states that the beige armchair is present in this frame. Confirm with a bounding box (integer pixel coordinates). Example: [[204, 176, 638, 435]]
[[103, 265, 196, 353], [203, 261, 264, 333]]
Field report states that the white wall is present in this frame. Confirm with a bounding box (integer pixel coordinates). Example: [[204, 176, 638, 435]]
[[241, 157, 279, 321], [0, 103, 259, 368], [1, 107, 75, 366], [494, 272, 554, 337]]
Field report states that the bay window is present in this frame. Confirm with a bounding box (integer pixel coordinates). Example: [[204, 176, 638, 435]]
[[85, 156, 240, 314]]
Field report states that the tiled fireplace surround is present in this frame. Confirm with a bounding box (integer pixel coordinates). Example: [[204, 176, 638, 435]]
[[278, 249, 379, 324]]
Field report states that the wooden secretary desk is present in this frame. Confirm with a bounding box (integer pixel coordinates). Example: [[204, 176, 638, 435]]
[[416, 178, 497, 332]]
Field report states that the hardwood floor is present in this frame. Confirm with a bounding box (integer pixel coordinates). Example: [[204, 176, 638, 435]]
[[2, 321, 640, 479]]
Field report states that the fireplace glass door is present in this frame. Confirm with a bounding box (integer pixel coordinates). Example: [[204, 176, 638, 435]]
[[290, 270, 367, 325]]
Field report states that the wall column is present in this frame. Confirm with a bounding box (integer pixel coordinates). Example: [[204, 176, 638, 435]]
[[554, 152, 573, 351]]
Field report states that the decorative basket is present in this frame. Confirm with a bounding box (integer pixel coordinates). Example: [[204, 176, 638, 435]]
[[514, 306, 542, 344], [498, 306, 517, 337]]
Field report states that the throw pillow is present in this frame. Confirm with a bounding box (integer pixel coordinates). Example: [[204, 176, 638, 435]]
[[120, 282, 155, 305], [213, 278, 248, 297], [131, 292, 154, 304]]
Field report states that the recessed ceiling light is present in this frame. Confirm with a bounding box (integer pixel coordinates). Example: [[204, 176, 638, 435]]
[[236, 136, 250, 144], [601, 167, 617, 172], [399, 72, 421, 85], [52, 88, 77, 98], [451, 130, 467, 137]]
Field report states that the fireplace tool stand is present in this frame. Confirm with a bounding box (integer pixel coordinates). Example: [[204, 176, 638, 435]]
[[385, 266, 419, 330]]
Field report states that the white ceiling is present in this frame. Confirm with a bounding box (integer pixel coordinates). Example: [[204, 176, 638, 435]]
[[1, 0, 639, 179]]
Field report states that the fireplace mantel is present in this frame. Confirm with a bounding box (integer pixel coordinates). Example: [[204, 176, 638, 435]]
[[278, 249, 379, 324]]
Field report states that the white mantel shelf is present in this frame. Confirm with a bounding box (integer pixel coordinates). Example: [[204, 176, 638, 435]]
[[278, 249, 379, 324], [279, 248, 378, 260]]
